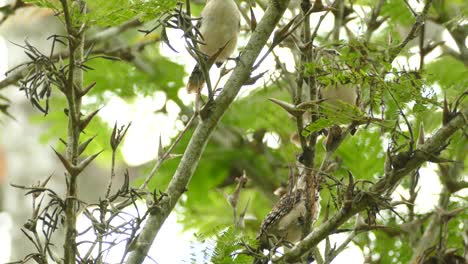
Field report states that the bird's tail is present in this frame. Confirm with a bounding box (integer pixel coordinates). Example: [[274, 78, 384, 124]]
[[186, 64, 205, 93]]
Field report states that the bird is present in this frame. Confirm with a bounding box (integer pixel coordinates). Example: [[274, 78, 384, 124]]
[[320, 82, 357, 107], [257, 168, 321, 251], [186, 0, 241, 94], [258, 188, 307, 247], [316, 48, 357, 107]]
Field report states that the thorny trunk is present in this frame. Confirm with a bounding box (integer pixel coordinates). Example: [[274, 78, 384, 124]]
[[61, 0, 85, 262]]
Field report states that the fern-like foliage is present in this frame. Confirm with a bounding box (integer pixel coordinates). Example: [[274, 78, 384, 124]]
[[23, 0, 178, 27], [189, 226, 256, 264]]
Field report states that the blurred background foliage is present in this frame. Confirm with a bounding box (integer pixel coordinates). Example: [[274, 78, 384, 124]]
[[1, 0, 467, 262]]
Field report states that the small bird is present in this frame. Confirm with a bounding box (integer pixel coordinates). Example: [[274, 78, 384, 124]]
[[320, 83, 357, 107], [317, 49, 357, 107], [258, 188, 307, 247], [186, 0, 241, 94], [257, 169, 321, 250]]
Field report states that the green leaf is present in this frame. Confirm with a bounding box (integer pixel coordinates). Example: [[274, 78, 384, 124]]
[[191, 226, 255, 264], [338, 129, 385, 180], [22, 0, 60, 10], [381, 0, 414, 26], [83, 0, 177, 27], [425, 56, 468, 97], [302, 118, 334, 136], [83, 47, 185, 100]]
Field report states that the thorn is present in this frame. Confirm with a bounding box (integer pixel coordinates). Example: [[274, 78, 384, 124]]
[[311, 0, 325, 12], [245, 70, 267, 85], [296, 99, 326, 110], [344, 171, 354, 207], [79, 108, 101, 132], [272, 15, 298, 45], [79, 81, 97, 97], [165, 153, 183, 160], [0, 104, 15, 120], [269, 98, 304, 117], [236, 197, 251, 229], [158, 134, 164, 160], [249, 4, 257, 31], [59, 138, 67, 146], [146, 188, 153, 208], [52, 147, 77, 176], [161, 27, 178, 53], [443, 94, 449, 125], [120, 169, 130, 193], [417, 122, 424, 146], [75, 150, 104, 174], [78, 135, 96, 155], [219, 65, 233, 77], [110, 122, 118, 148], [40, 174, 53, 188], [427, 155, 455, 163], [384, 148, 392, 173]]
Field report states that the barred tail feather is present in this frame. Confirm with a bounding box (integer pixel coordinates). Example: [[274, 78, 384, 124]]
[[186, 64, 205, 93]]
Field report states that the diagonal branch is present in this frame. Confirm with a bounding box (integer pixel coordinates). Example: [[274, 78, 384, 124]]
[[125, 0, 292, 263], [388, 0, 433, 62], [275, 107, 467, 262]]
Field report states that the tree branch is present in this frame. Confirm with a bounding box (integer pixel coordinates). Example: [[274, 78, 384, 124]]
[[88, 17, 142, 43], [388, 0, 433, 62], [409, 188, 450, 263], [60, 0, 85, 262], [0, 16, 145, 90], [275, 107, 467, 262], [125, 0, 292, 263]]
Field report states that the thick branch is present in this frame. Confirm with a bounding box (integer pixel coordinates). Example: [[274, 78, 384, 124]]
[[275, 108, 467, 262], [125, 0, 292, 263], [409, 149, 468, 262], [409, 188, 450, 263], [60, 0, 85, 262]]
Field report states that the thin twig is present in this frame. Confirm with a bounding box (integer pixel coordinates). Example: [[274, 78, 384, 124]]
[[139, 112, 198, 190], [0, 16, 150, 90], [388, 0, 433, 62]]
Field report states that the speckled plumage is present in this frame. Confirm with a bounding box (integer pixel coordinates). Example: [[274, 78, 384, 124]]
[[257, 187, 320, 248], [258, 190, 305, 241]]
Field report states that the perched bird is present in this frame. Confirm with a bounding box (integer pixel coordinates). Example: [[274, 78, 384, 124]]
[[258, 188, 307, 246], [317, 48, 357, 107], [186, 0, 241, 93], [257, 169, 321, 250], [320, 83, 357, 107]]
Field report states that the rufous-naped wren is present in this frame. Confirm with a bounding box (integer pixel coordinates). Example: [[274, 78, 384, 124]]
[[257, 169, 321, 248]]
